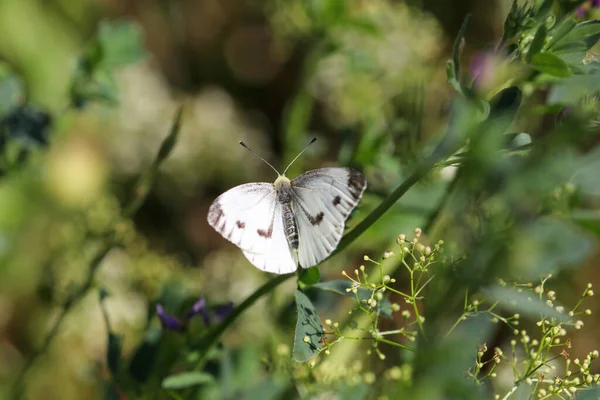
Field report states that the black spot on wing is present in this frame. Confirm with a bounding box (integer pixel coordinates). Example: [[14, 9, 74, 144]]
[[257, 224, 273, 238], [236, 220, 245, 229], [333, 195, 341, 206], [308, 211, 324, 226]]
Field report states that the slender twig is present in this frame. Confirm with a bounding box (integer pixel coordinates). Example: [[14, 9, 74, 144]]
[[376, 337, 414, 352], [11, 107, 183, 399]]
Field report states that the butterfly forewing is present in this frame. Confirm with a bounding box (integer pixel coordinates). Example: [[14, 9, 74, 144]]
[[207, 183, 296, 273], [291, 168, 367, 268]]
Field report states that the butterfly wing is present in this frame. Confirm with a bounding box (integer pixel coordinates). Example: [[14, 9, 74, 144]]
[[291, 168, 367, 268], [207, 183, 297, 274]]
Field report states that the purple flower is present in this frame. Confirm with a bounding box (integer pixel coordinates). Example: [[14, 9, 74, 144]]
[[577, 0, 600, 17], [470, 50, 497, 90], [156, 305, 186, 331], [156, 296, 234, 332], [185, 297, 211, 326]]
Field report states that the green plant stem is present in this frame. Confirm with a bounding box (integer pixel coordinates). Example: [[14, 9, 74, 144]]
[[376, 337, 414, 352]]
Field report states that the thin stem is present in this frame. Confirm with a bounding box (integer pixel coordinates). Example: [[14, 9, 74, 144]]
[[378, 329, 404, 335], [376, 337, 414, 352], [500, 384, 520, 400]]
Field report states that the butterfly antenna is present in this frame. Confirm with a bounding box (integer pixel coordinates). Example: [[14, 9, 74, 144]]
[[239, 141, 281, 176], [282, 137, 317, 175]]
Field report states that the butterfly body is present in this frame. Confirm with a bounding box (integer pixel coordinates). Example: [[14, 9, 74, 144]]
[[207, 141, 366, 274], [274, 176, 299, 250]]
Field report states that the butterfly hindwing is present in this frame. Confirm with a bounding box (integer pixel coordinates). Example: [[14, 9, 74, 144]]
[[207, 183, 297, 273], [242, 203, 297, 274], [291, 168, 367, 268]]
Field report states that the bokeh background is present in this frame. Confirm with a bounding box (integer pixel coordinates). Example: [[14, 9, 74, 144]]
[[0, 0, 599, 399]]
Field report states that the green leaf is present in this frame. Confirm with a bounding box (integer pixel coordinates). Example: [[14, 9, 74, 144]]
[[293, 290, 323, 362], [162, 371, 215, 390], [483, 285, 570, 322], [238, 379, 285, 400], [552, 20, 600, 54], [576, 385, 600, 400], [572, 209, 600, 237], [312, 280, 393, 318], [155, 106, 184, 164], [573, 146, 600, 196], [343, 18, 380, 36], [98, 19, 146, 68], [531, 53, 572, 77], [310, 0, 347, 25], [489, 86, 522, 126], [0, 69, 22, 117], [123, 107, 183, 217], [527, 24, 547, 61], [446, 60, 463, 94], [503, 133, 532, 150], [298, 266, 320, 286], [546, 19, 577, 49], [548, 75, 600, 105], [452, 15, 472, 80], [512, 218, 594, 279], [534, 0, 554, 22], [107, 332, 123, 376]]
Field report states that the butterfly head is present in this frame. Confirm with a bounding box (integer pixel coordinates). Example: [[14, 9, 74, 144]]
[[274, 175, 291, 189]]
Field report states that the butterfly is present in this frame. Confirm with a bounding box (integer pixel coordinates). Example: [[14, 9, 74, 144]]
[[207, 138, 367, 274]]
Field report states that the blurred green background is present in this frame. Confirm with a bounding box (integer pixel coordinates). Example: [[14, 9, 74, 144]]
[[1, 0, 600, 399]]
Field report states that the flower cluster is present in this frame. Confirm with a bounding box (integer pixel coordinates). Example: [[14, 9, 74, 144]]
[[319, 228, 445, 360], [469, 277, 599, 398]]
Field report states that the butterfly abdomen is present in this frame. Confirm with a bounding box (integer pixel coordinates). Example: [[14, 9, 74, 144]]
[[275, 177, 299, 250], [282, 202, 299, 249]]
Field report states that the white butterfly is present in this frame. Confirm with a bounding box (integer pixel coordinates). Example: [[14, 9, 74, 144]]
[[207, 138, 367, 274]]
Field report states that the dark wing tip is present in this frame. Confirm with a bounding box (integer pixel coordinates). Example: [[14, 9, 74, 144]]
[[207, 201, 225, 228], [347, 168, 367, 200]]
